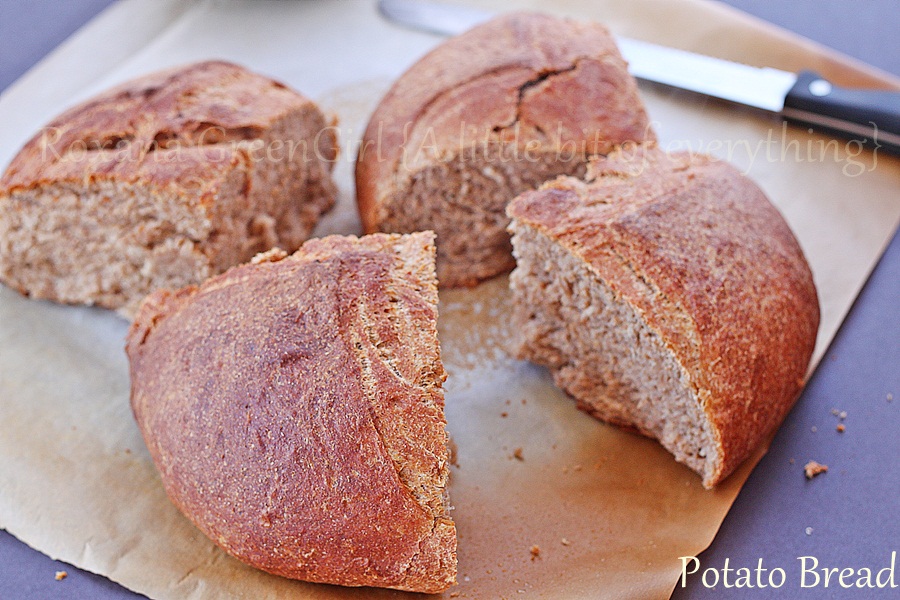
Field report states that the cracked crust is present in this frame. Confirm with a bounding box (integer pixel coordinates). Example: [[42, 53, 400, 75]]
[[0, 60, 338, 316], [126, 232, 456, 593], [356, 12, 654, 287], [507, 145, 820, 487]]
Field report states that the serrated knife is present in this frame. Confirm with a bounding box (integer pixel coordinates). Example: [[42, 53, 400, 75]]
[[378, 0, 900, 153]]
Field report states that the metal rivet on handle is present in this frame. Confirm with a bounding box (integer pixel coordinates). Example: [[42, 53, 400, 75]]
[[809, 79, 833, 97]]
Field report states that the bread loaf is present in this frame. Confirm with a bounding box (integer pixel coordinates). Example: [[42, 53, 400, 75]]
[[506, 144, 820, 487], [126, 232, 456, 592], [356, 12, 654, 288], [0, 60, 338, 316]]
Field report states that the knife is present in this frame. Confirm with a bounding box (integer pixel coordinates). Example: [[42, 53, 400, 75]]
[[378, 0, 900, 153]]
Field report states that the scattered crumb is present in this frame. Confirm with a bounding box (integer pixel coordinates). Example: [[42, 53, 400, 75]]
[[561, 538, 571, 546], [804, 461, 828, 479], [836, 423, 845, 433], [124, 448, 131, 454], [831, 408, 839, 416], [463, 575, 471, 582], [811, 426, 817, 432], [55, 571, 67, 581], [573, 464, 583, 472], [521, 398, 527, 405], [500, 412, 508, 418], [839, 411, 847, 420], [789, 458, 795, 464], [805, 527, 813, 536], [448, 437, 459, 467], [450, 592, 460, 598], [530, 545, 541, 560], [888, 393, 894, 402], [513, 448, 524, 461]]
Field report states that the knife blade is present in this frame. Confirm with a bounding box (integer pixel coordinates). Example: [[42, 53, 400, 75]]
[[378, 0, 900, 153]]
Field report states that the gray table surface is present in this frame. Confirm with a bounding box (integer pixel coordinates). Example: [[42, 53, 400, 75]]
[[1, 1, 898, 598]]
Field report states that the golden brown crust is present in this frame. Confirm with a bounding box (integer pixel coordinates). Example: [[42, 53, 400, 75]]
[[2, 60, 332, 195], [356, 12, 654, 285], [126, 232, 456, 593], [507, 145, 820, 486]]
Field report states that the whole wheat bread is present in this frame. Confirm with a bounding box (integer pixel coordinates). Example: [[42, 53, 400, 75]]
[[506, 145, 820, 488], [356, 12, 654, 287], [0, 60, 338, 316], [126, 232, 456, 593]]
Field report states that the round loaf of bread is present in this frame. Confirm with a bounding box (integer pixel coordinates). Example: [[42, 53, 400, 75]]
[[356, 12, 654, 288], [1, 60, 338, 316], [506, 145, 820, 488], [126, 232, 456, 593]]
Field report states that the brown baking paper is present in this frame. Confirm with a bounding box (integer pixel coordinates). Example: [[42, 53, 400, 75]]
[[1, 1, 899, 599]]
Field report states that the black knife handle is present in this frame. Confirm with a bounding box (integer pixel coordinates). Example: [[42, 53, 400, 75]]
[[782, 71, 900, 154]]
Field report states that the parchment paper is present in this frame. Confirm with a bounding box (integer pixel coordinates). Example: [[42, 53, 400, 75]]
[[1, 1, 899, 599]]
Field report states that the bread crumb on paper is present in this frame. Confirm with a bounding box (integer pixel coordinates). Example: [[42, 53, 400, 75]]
[[55, 571, 67, 581], [513, 448, 524, 461], [530, 545, 541, 560], [804, 460, 828, 479], [836, 423, 845, 433], [561, 538, 571, 546], [448, 437, 459, 467]]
